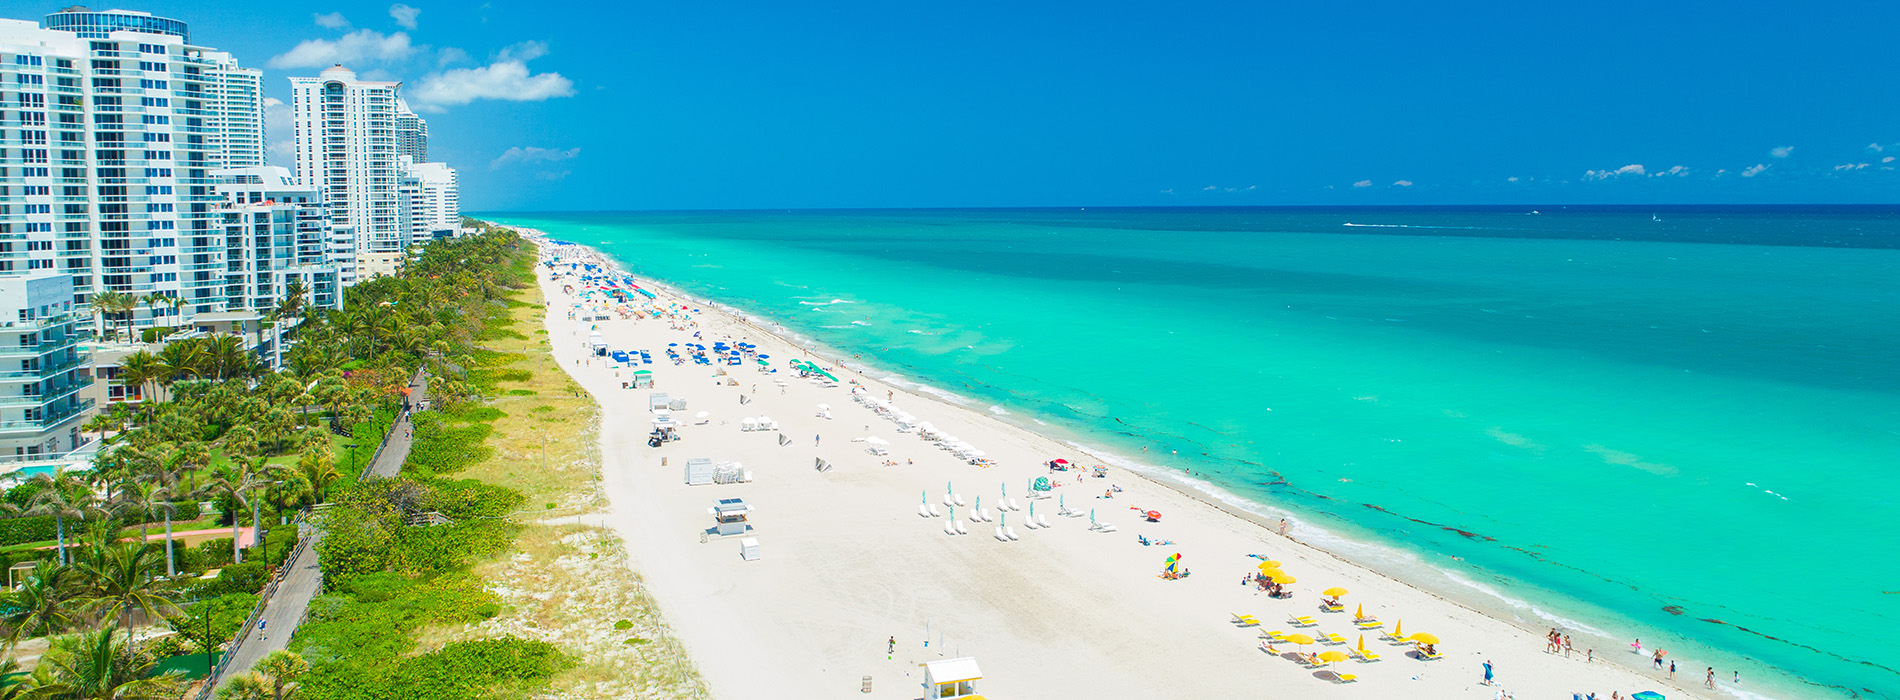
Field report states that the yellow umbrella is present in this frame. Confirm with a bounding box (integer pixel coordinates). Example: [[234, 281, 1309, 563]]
[[1268, 573, 1298, 584], [1256, 561, 1283, 571], [1322, 587, 1350, 597], [1318, 650, 1350, 663], [1408, 632, 1440, 645], [1393, 619, 1402, 638], [1355, 603, 1365, 619], [1357, 634, 1367, 652], [1282, 633, 1316, 646]]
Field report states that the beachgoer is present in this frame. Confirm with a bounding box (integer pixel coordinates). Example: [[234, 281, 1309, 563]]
[[1653, 650, 1664, 668], [887, 636, 895, 653], [1586, 649, 1593, 664], [1482, 659, 1494, 684], [1279, 519, 1288, 537], [815, 434, 821, 447], [1564, 634, 1573, 657], [1669, 660, 1676, 679], [1734, 670, 1740, 684], [1706, 667, 1715, 688], [259, 618, 267, 641]]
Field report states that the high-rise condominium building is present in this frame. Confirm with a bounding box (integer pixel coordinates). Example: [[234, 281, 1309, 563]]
[[213, 165, 346, 313], [398, 157, 459, 246], [0, 273, 91, 463], [395, 98, 426, 161], [290, 66, 406, 278], [0, 13, 271, 338]]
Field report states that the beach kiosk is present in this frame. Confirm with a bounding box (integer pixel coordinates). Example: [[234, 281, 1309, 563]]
[[920, 658, 983, 699], [649, 393, 670, 411], [589, 331, 608, 356], [709, 497, 753, 536], [631, 369, 654, 389]]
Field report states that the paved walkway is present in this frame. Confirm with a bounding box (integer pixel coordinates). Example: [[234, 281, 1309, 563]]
[[211, 370, 426, 689]]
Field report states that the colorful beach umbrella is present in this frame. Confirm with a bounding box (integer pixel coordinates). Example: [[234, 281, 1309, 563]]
[[1407, 632, 1440, 645], [1322, 587, 1350, 597], [1282, 633, 1315, 647], [1318, 651, 1350, 663]]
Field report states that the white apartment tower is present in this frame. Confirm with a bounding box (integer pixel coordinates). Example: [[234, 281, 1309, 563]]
[[0, 11, 268, 337], [212, 165, 345, 313], [290, 66, 404, 279], [395, 98, 426, 161], [398, 157, 458, 246]]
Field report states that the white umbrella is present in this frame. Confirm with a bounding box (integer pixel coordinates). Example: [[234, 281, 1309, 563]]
[[695, 411, 709, 419]]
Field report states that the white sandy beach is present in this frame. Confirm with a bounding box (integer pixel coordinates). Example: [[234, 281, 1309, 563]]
[[529, 234, 1732, 700]]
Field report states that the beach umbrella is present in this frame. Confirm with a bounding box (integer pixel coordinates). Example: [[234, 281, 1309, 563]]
[[922, 490, 928, 505], [1282, 633, 1315, 647], [1323, 587, 1350, 598], [1270, 574, 1298, 584], [1407, 632, 1439, 645], [1357, 635, 1367, 653], [1393, 620, 1402, 638], [668, 343, 678, 346], [1089, 508, 1096, 526], [1318, 651, 1349, 663], [1257, 568, 1286, 580], [1631, 693, 1666, 700], [1355, 603, 1365, 619], [1256, 560, 1282, 570]]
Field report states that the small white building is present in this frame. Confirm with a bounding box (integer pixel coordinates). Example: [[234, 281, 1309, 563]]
[[920, 657, 983, 699]]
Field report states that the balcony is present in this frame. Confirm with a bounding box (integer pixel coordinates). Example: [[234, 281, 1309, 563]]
[[0, 398, 95, 436], [0, 355, 86, 382], [0, 376, 94, 407]]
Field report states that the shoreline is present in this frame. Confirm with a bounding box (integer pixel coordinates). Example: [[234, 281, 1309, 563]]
[[516, 226, 1781, 700]]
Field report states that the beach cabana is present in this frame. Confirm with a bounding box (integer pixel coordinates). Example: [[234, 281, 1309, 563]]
[[920, 657, 982, 699], [631, 369, 654, 388], [589, 331, 608, 355]]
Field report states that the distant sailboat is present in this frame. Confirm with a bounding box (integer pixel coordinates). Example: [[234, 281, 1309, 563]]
[[1652, 213, 1663, 222]]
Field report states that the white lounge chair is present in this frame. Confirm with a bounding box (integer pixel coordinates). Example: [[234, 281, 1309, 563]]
[[1037, 514, 1051, 528], [980, 508, 993, 522], [943, 494, 956, 508], [1022, 517, 1039, 530], [953, 520, 967, 535], [1005, 526, 1020, 540], [1098, 524, 1118, 533], [969, 507, 982, 522], [994, 527, 1009, 541], [1007, 498, 1021, 511], [953, 495, 966, 507], [918, 504, 932, 518], [944, 520, 957, 535]]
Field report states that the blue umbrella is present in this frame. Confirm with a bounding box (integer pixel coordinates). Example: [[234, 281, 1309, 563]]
[[1632, 692, 1665, 700]]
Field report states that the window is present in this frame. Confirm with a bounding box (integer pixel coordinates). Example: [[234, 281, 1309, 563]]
[[141, 132, 169, 142], [23, 204, 48, 214], [143, 185, 172, 195], [90, 42, 115, 53], [138, 97, 168, 108], [138, 44, 165, 55], [138, 79, 168, 90], [139, 115, 170, 125], [137, 61, 166, 72], [15, 74, 43, 85], [23, 186, 48, 195], [142, 168, 172, 177], [13, 55, 42, 66]]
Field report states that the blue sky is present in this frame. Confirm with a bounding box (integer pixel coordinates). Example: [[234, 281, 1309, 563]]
[[5, 0, 1899, 210]]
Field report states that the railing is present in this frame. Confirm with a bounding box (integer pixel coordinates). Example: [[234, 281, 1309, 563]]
[[196, 526, 317, 696]]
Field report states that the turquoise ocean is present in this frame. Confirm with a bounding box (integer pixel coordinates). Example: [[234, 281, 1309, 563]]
[[487, 207, 1899, 699]]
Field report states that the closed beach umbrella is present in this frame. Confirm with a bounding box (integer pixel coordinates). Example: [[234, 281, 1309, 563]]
[[1407, 632, 1440, 645], [1318, 650, 1349, 663], [1355, 603, 1365, 619], [1323, 587, 1350, 598], [1393, 620, 1403, 638], [1357, 635, 1367, 652]]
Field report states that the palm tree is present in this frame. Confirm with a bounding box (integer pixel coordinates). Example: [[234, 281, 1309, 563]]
[[250, 650, 306, 700], [114, 480, 170, 546], [0, 657, 36, 699], [149, 450, 199, 577], [87, 291, 127, 342], [155, 340, 205, 388], [139, 292, 168, 337], [116, 351, 162, 405], [295, 448, 339, 504], [34, 626, 183, 699], [203, 460, 264, 565], [216, 674, 270, 700], [26, 472, 96, 566], [75, 543, 179, 641], [1, 566, 81, 646]]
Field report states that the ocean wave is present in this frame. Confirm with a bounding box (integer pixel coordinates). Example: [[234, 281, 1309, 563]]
[[1438, 569, 1610, 637], [850, 320, 872, 326], [798, 298, 857, 306], [908, 329, 933, 335], [988, 405, 1008, 415]]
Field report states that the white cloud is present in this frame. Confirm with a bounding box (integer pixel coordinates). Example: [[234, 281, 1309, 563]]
[[1201, 185, 1217, 191], [390, 4, 421, 30], [1769, 146, 1793, 158], [491, 146, 581, 170], [437, 47, 471, 68], [410, 58, 576, 109], [1159, 189, 1175, 195], [314, 12, 350, 29], [263, 98, 292, 133], [1506, 176, 1520, 183], [1583, 164, 1646, 180], [267, 140, 296, 165], [269, 29, 415, 69], [1351, 180, 1372, 188], [1833, 163, 1870, 171], [1885, 156, 1896, 163], [495, 41, 550, 63], [1868, 143, 1885, 153], [1741, 163, 1769, 177], [1392, 180, 1413, 187], [1655, 165, 1688, 177]]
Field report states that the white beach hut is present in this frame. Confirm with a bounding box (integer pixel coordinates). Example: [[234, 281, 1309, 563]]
[[920, 657, 982, 699]]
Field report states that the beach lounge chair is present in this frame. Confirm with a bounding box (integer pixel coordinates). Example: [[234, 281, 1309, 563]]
[[1334, 673, 1359, 683], [1324, 633, 1349, 645], [954, 495, 967, 507], [1322, 603, 1346, 613], [927, 504, 939, 517], [994, 527, 1009, 541], [1023, 517, 1038, 530], [918, 504, 932, 518], [1417, 647, 1444, 661], [944, 494, 957, 508], [969, 507, 982, 522], [953, 520, 967, 535], [1289, 616, 1319, 627], [1351, 647, 1381, 662], [1231, 614, 1261, 627], [980, 508, 993, 522], [1355, 619, 1385, 630], [1098, 524, 1117, 533], [944, 520, 957, 536], [1008, 498, 1021, 511], [1259, 630, 1288, 642], [1005, 526, 1020, 540], [1037, 514, 1051, 528]]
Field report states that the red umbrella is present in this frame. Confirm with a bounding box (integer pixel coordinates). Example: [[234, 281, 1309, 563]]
[[1146, 510, 1162, 522], [1052, 459, 1070, 464]]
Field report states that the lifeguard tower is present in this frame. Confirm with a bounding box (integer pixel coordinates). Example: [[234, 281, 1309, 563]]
[[709, 498, 753, 537], [920, 657, 983, 699]]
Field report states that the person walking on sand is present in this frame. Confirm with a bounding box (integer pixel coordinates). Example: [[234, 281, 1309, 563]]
[[1279, 519, 1288, 537], [1564, 634, 1573, 657], [815, 434, 821, 447], [1706, 667, 1715, 688], [1482, 659, 1494, 684], [888, 636, 896, 654], [1668, 660, 1676, 679]]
